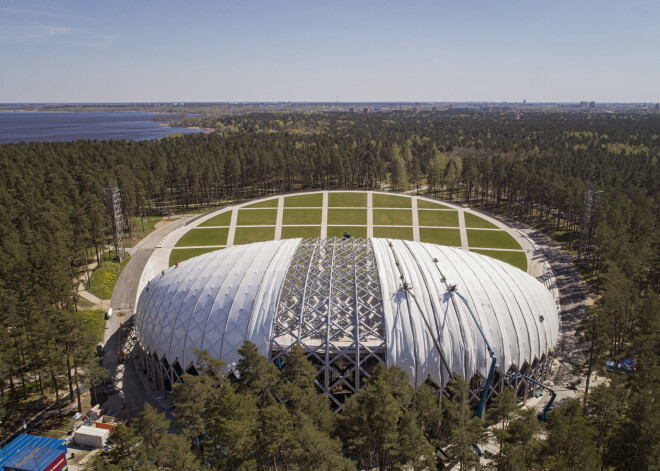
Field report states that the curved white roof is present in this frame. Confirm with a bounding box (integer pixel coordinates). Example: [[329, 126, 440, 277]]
[[136, 238, 558, 390]]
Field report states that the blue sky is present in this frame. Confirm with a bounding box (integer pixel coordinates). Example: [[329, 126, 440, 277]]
[[0, 1, 657, 102]]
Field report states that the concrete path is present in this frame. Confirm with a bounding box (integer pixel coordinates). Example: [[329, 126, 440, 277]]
[[457, 209, 469, 249], [274, 195, 284, 240], [411, 197, 420, 241], [227, 208, 238, 247], [366, 191, 374, 238], [76, 287, 104, 307]]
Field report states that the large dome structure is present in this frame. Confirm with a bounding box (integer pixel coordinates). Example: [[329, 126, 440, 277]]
[[135, 237, 559, 408]]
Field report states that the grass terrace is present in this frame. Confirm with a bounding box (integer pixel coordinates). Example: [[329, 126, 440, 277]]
[[328, 192, 367, 207], [234, 226, 276, 245], [169, 247, 221, 266], [418, 210, 459, 227], [327, 226, 367, 239], [281, 226, 322, 239], [467, 229, 521, 250], [175, 227, 229, 247], [372, 193, 412, 208], [419, 228, 462, 246], [373, 209, 413, 226], [327, 208, 367, 225], [198, 210, 233, 227], [237, 208, 278, 226], [472, 249, 528, 271], [284, 193, 323, 207], [282, 208, 323, 225]]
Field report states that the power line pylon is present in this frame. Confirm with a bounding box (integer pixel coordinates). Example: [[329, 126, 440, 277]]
[[577, 182, 602, 268], [106, 182, 126, 262]]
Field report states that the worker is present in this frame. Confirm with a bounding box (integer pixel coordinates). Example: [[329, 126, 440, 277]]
[[162, 269, 165, 276]]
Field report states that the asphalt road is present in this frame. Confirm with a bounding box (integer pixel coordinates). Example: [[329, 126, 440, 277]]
[[110, 217, 194, 313], [103, 216, 195, 415]]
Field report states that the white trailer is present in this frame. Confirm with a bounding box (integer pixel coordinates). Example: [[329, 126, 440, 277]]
[[75, 425, 110, 448]]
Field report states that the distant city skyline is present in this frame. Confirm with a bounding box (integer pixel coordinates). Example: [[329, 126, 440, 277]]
[[0, 0, 658, 103]]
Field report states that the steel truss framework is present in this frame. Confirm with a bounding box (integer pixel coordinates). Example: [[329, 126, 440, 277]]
[[578, 182, 603, 267], [271, 237, 386, 409], [134, 237, 556, 413]]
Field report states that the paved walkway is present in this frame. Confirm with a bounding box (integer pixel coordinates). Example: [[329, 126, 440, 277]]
[[77, 288, 105, 308]]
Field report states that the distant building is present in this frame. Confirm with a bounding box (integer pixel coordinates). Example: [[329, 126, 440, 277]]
[[363, 108, 369, 114], [349, 108, 354, 113]]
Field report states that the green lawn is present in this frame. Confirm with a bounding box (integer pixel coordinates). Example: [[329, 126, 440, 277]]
[[419, 228, 462, 246], [327, 226, 367, 239], [198, 210, 233, 227], [76, 309, 106, 343], [417, 199, 451, 209], [175, 228, 228, 247], [169, 247, 221, 266], [233, 226, 276, 245], [467, 229, 521, 250], [126, 216, 166, 247], [236, 209, 278, 226], [464, 212, 498, 229], [418, 210, 459, 227], [373, 209, 413, 226], [472, 249, 528, 272], [284, 193, 323, 207], [282, 208, 322, 225], [373, 226, 414, 240], [328, 192, 367, 207], [243, 198, 279, 208], [327, 208, 367, 225], [281, 226, 322, 239], [88, 255, 131, 300], [372, 193, 412, 208]]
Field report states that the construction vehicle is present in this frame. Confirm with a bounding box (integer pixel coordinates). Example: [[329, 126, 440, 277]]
[[508, 373, 556, 421], [387, 243, 496, 457]]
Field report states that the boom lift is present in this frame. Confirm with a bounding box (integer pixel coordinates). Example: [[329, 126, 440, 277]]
[[386, 243, 497, 457], [508, 373, 556, 421]]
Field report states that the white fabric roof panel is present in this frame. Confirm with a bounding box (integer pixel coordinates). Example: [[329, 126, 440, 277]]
[[136, 240, 303, 371], [368, 240, 559, 388], [135, 238, 559, 387]]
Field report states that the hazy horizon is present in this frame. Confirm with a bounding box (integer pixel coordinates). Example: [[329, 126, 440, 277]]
[[1, 0, 658, 103]]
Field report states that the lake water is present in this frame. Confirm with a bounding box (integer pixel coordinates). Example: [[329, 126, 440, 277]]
[[0, 112, 203, 144]]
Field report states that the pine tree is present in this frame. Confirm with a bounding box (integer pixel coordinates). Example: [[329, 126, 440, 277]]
[[442, 376, 484, 471], [543, 399, 600, 471]]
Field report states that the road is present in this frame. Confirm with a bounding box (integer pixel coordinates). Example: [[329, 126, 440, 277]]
[[102, 216, 195, 416], [110, 217, 195, 313]]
